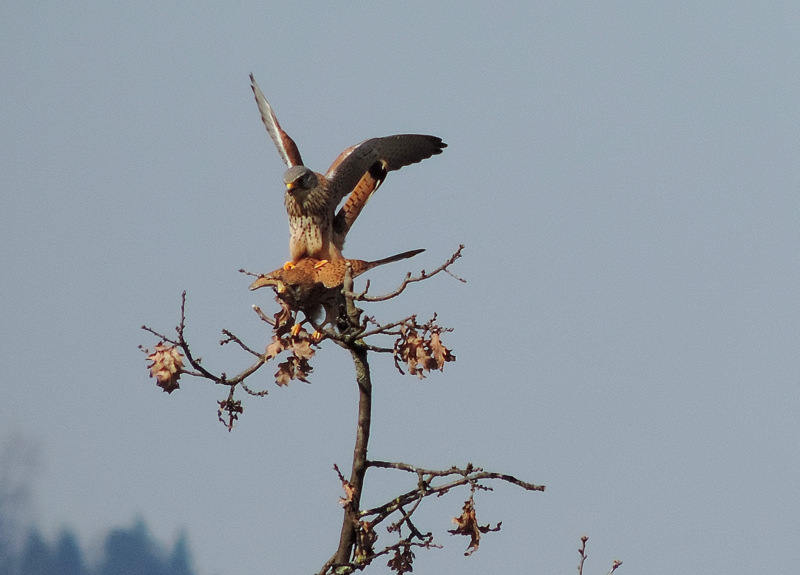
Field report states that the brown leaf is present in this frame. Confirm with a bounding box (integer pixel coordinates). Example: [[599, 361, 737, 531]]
[[394, 327, 428, 379], [265, 335, 285, 360], [274, 355, 313, 386], [275, 360, 293, 386], [387, 545, 415, 574], [338, 478, 355, 507], [290, 336, 315, 361], [393, 322, 456, 379], [354, 520, 377, 565], [272, 298, 294, 336], [430, 332, 455, 370], [448, 497, 501, 556], [217, 397, 243, 431], [146, 342, 184, 393], [293, 355, 312, 383]]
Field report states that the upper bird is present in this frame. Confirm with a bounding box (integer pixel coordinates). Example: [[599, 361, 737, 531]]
[[250, 74, 446, 266]]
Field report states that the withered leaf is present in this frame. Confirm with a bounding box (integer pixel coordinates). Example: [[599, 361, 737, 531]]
[[217, 398, 243, 431], [430, 332, 455, 370], [387, 545, 415, 574], [290, 336, 315, 361], [265, 335, 286, 360], [448, 498, 501, 556], [275, 355, 313, 386], [275, 359, 293, 386], [272, 298, 294, 336], [354, 520, 377, 565], [146, 342, 184, 393], [393, 324, 456, 379], [338, 478, 355, 506]]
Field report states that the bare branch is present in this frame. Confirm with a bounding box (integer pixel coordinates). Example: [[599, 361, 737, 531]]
[[142, 292, 270, 388], [351, 244, 465, 303], [358, 315, 418, 339], [608, 559, 624, 575], [252, 304, 276, 325], [366, 461, 545, 492], [578, 535, 589, 575], [143, 244, 555, 573], [221, 329, 261, 357]]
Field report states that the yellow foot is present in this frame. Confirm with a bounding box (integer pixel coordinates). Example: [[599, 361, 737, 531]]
[[290, 323, 302, 336], [313, 259, 329, 269], [283, 261, 296, 270], [311, 330, 324, 343]]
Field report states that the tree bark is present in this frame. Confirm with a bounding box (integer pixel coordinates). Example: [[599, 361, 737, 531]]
[[333, 343, 372, 566]]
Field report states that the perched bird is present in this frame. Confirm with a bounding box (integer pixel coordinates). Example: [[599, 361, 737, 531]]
[[249, 249, 425, 331], [250, 74, 445, 265]]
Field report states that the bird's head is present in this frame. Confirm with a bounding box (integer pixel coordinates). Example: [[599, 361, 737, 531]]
[[283, 165, 318, 200], [249, 273, 288, 293]]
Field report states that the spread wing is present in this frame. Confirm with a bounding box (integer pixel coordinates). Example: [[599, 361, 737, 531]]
[[331, 161, 387, 248], [250, 74, 304, 167], [324, 134, 446, 208]]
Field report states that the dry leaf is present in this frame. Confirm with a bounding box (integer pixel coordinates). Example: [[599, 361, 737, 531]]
[[387, 545, 415, 574], [272, 298, 294, 336], [265, 335, 285, 360], [338, 479, 355, 507], [217, 397, 243, 431], [290, 336, 315, 361], [448, 497, 501, 556], [393, 322, 456, 379], [430, 332, 455, 370], [146, 342, 184, 393], [355, 520, 377, 565]]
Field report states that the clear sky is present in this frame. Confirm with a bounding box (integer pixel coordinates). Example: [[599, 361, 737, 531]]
[[2, 2, 799, 574]]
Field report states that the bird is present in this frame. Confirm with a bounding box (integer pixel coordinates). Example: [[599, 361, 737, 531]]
[[250, 74, 445, 266], [249, 249, 425, 332]]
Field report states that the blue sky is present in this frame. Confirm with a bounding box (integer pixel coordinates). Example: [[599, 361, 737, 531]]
[[2, 2, 799, 574]]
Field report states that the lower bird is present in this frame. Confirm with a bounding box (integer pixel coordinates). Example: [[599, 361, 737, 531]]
[[250, 249, 424, 332]]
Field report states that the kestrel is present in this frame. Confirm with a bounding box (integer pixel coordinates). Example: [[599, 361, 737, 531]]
[[249, 249, 425, 330], [250, 74, 445, 264]]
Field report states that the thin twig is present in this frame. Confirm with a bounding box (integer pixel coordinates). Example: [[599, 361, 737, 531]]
[[143, 292, 269, 386], [252, 305, 276, 325], [359, 463, 544, 533], [578, 535, 589, 575], [353, 245, 465, 302], [221, 329, 261, 357], [358, 315, 418, 339]]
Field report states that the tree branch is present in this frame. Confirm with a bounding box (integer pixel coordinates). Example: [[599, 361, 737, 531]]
[[349, 244, 466, 303], [332, 342, 373, 568]]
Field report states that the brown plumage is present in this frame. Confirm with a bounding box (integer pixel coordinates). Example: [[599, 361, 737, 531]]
[[249, 249, 424, 329], [250, 75, 445, 263]]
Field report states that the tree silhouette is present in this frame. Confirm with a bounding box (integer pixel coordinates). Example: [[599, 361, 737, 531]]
[[53, 530, 87, 575], [167, 532, 194, 575], [0, 514, 196, 575], [20, 530, 52, 575]]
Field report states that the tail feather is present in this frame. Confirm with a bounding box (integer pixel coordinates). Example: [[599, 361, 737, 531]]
[[354, 248, 425, 274]]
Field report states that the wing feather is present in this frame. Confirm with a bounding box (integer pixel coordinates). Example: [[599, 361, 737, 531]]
[[324, 134, 445, 207], [249, 74, 304, 167]]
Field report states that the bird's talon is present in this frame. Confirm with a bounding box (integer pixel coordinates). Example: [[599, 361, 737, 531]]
[[290, 323, 302, 336], [313, 260, 329, 269], [311, 330, 324, 342], [283, 261, 296, 270]]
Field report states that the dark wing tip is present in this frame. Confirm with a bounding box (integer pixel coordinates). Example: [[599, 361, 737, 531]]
[[371, 134, 448, 171]]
